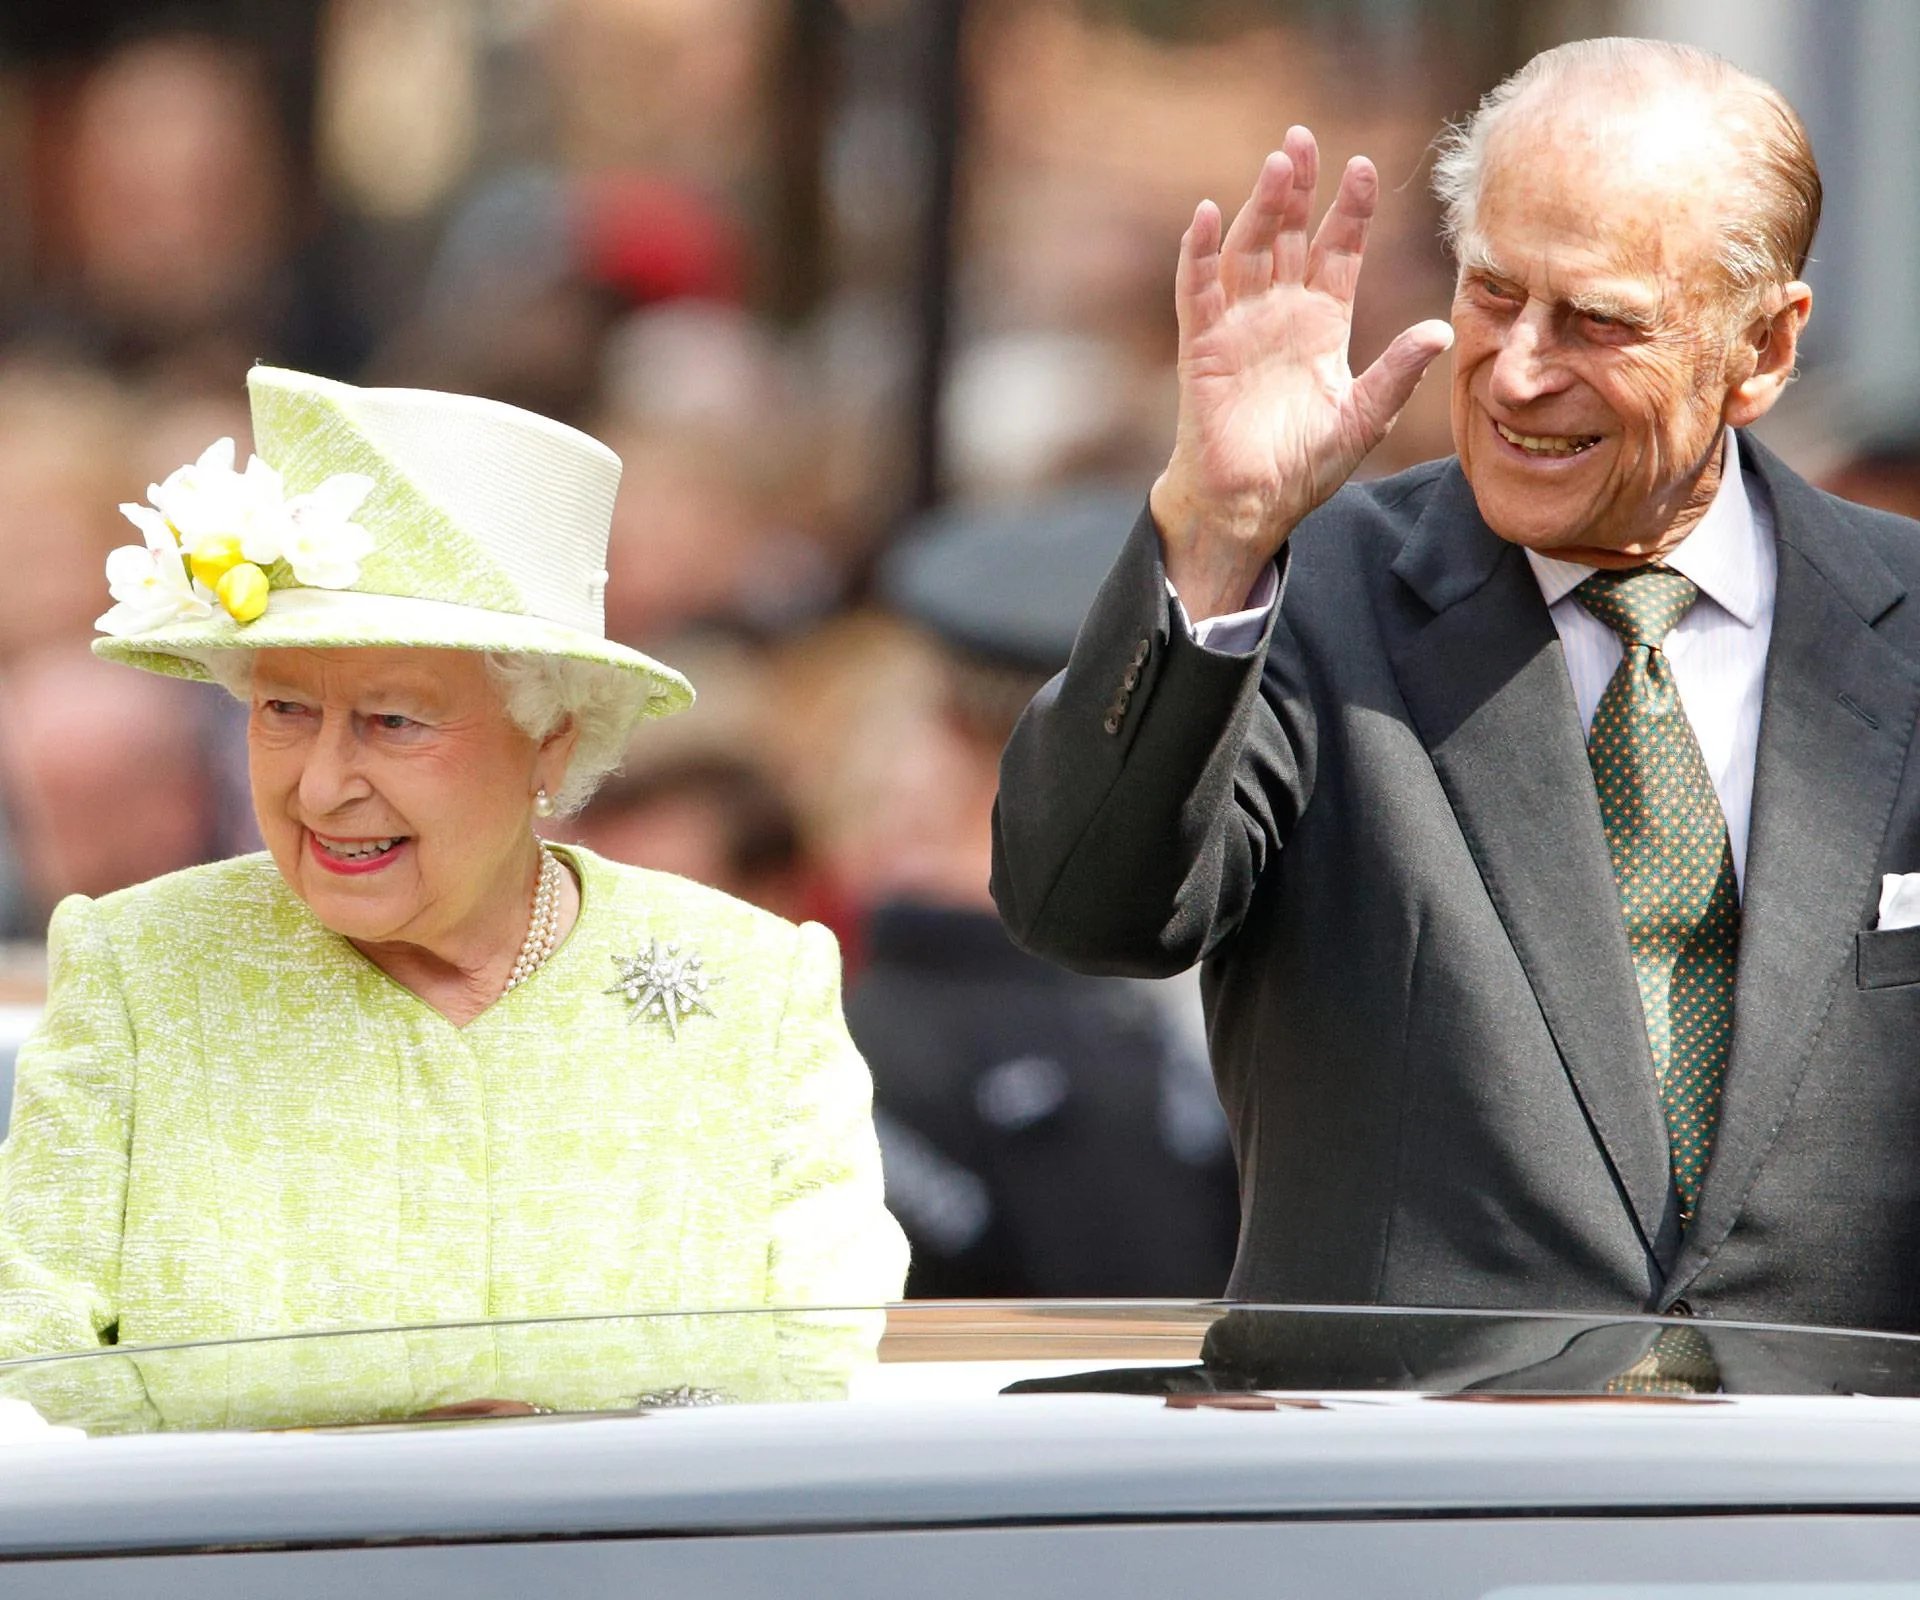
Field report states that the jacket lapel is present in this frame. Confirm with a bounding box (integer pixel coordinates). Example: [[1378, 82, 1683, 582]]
[[1385, 465, 1676, 1263], [1667, 437, 1920, 1297]]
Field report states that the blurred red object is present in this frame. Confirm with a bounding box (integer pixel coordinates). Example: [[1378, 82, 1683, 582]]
[[574, 173, 744, 308]]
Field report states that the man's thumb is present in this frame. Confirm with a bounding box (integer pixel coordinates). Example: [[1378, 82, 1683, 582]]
[[1351, 318, 1454, 442]]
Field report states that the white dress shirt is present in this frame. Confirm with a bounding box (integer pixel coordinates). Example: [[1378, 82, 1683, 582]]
[[1180, 433, 1777, 891], [1522, 437, 1775, 891]]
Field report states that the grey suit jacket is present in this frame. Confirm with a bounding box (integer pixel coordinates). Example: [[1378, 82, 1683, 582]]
[[992, 435, 1920, 1331]]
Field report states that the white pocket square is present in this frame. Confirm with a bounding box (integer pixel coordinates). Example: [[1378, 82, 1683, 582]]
[[1878, 873, 1920, 931]]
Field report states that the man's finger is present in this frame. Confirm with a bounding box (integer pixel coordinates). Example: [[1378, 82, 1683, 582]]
[[1218, 150, 1293, 297], [1271, 125, 1319, 284], [1175, 199, 1227, 343], [1349, 318, 1454, 445], [1305, 156, 1380, 305]]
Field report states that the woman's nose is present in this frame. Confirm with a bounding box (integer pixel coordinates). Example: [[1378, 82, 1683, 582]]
[[296, 715, 372, 813]]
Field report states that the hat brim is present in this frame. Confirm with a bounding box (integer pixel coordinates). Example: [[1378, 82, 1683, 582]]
[[92, 587, 694, 718]]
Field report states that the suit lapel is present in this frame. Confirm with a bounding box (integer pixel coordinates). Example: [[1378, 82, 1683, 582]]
[[1667, 438, 1920, 1296], [1385, 466, 1676, 1262]]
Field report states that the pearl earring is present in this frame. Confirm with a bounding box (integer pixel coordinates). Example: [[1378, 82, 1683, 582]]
[[533, 787, 555, 819]]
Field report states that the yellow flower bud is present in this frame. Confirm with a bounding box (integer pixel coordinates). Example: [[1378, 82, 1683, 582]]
[[188, 533, 246, 590], [217, 562, 270, 624]]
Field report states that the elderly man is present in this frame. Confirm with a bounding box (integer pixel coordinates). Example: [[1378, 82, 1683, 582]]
[[993, 37, 1920, 1331]]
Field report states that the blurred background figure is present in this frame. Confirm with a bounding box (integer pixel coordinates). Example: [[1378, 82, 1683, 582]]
[[595, 302, 835, 646], [9, 26, 366, 387], [0, 360, 141, 666], [573, 752, 811, 924], [64, 35, 287, 373], [0, 649, 219, 927], [849, 487, 1239, 1298]]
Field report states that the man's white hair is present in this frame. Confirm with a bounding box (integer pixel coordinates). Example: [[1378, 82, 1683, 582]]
[[198, 650, 652, 815], [1431, 37, 1821, 309]]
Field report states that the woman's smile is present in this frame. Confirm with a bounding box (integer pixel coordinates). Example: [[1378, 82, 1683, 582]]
[[306, 830, 411, 876]]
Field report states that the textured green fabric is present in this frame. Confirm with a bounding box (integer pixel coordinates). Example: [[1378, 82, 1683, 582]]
[[1576, 566, 1741, 1223], [248, 373, 526, 613], [0, 846, 908, 1367]]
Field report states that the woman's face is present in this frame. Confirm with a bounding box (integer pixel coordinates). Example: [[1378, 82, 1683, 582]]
[[247, 648, 571, 959]]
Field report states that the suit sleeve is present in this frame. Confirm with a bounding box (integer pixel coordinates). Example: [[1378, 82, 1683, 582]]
[[992, 501, 1316, 977], [0, 895, 133, 1359]]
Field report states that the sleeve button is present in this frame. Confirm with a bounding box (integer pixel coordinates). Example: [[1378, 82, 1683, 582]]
[[1132, 639, 1151, 667], [1103, 713, 1122, 735], [1122, 667, 1140, 691]]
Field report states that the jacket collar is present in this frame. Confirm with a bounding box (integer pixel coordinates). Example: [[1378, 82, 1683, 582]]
[[1385, 441, 1920, 1298]]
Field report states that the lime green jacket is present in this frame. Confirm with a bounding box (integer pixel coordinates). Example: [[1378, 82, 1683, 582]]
[[0, 846, 908, 1360]]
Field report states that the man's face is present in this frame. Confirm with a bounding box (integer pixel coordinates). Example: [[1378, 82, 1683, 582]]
[[1449, 102, 1747, 562]]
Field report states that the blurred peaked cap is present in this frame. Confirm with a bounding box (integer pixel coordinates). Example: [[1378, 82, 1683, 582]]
[[878, 483, 1148, 674], [422, 167, 572, 330]]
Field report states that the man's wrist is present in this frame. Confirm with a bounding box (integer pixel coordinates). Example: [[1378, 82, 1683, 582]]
[[1150, 471, 1291, 622], [1171, 563, 1278, 654]]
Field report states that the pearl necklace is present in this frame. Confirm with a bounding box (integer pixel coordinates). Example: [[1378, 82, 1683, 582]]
[[503, 846, 565, 996]]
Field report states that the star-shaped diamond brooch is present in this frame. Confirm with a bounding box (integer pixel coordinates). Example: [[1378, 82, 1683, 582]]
[[606, 941, 721, 1037]]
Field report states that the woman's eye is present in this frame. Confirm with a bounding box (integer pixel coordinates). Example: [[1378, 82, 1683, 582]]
[[371, 713, 416, 732], [261, 699, 309, 718]]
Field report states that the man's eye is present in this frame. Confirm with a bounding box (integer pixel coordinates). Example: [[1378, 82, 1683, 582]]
[[1579, 311, 1637, 342], [1476, 277, 1519, 301]]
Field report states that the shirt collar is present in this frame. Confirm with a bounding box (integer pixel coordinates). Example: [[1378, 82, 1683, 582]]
[[1523, 432, 1769, 627]]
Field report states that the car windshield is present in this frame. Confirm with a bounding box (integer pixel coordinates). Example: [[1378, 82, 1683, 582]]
[[8, 1302, 1920, 1436]]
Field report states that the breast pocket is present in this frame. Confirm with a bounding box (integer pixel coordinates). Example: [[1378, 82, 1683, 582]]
[[1857, 924, 1920, 989]]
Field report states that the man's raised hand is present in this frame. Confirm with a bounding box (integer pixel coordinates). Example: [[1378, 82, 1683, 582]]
[[1151, 126, 1454, 621]]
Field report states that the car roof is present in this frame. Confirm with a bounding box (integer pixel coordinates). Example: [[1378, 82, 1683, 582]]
[[8, 1388, 1920, 1558], [6, 1301, 1920, 1557]]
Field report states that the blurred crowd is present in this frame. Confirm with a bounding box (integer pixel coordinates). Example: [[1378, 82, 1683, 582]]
[[1, 0, 1913, 1296], [0, 0, 1481, 940]]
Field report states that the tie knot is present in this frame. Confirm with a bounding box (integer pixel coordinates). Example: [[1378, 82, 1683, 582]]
[[1575, 565, 1699, 649]]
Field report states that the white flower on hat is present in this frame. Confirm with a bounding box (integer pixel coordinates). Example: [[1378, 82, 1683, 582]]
[[98, 437, 378, 633], [276, 473, 376, 589], [148, 437, 286, 562], [97, 503, 215, 636]]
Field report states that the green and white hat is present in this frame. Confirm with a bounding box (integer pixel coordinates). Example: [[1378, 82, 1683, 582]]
[[92, 364, 693, 718]]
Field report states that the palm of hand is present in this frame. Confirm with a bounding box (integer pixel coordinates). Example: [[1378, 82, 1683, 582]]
[[1181, 276, 1378, 526], [1155, 128, 1454, 619]]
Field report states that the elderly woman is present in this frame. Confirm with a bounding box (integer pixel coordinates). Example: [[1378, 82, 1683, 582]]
[[0, 366, 907, 1362]]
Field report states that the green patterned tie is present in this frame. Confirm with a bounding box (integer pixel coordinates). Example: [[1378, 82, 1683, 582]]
[[1575, 566, 1740, 1227], [1603, 1323, 1721, 1395]]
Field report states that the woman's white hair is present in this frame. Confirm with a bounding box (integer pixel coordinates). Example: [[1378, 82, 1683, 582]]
[[197, 649, 651, 815]]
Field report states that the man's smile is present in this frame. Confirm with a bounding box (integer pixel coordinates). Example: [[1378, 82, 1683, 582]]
[[1491, 416, 1604, 458]]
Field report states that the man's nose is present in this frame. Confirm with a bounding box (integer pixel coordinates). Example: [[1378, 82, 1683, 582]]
[[1487, 303, 1568, 409], [297, 714, 372, 815]]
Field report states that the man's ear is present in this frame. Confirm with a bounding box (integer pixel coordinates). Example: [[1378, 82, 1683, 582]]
[[1724, 280, 1813, 428]]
